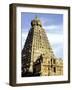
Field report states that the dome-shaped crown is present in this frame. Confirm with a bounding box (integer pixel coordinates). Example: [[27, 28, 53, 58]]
[[31, 16, 42, 27]]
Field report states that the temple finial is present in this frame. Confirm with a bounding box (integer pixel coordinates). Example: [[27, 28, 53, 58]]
[[35, 15, 38, 20]]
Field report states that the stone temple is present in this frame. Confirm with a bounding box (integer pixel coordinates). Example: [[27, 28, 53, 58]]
[[21, 16, 63, 77]]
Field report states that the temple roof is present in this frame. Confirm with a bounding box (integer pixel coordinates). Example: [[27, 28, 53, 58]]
[[31, 16, 42, 27]]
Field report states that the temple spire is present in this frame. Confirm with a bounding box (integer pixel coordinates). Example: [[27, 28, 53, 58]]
[[35, 16, 38, 20], [31, 16, 42, 27]]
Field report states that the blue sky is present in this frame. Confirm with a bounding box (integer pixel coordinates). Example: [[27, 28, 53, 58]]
[[21, 12, 63, 59]]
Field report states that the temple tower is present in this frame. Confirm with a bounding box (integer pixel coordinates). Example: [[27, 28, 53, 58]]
[[22, 16, 63, 77]]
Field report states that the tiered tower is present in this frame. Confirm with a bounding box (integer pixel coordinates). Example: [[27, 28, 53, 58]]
[[22, 16, 63, 77]]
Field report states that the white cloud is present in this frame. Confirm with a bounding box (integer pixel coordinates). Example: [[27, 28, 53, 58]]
[[53, 44, 63, 58], [44, 25, 62, 30], [47, 33, 63, 45], [22, 32, 28, 49], [22, 32, 28, 39], [43, 24, 63, 35]]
